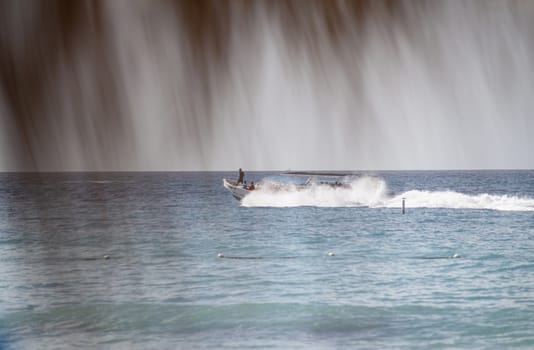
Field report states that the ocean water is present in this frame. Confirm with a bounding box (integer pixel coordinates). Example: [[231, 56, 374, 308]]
[[0, 171, 533, 349]]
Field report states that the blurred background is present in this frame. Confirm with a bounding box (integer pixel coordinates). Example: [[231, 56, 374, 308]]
[[1, 0, 533, 172]]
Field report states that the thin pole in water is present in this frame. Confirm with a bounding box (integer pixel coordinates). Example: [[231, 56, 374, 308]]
[[402, 198, 405, 215]]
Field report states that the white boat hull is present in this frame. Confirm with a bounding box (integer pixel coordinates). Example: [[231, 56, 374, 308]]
[[223, 178, 251, 201]]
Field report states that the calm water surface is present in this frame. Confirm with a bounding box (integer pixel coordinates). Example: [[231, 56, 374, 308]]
[[0, 171, 533, 349]]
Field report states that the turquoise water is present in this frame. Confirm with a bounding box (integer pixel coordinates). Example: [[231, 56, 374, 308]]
[[0, 171, 533, 349]]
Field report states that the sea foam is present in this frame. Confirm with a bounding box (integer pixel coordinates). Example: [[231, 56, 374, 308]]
[[242, 176, 534, 211]]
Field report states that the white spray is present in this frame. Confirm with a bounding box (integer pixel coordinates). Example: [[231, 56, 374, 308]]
[[242, 176, 534, 211]]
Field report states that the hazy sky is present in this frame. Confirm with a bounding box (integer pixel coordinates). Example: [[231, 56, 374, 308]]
[[1, 0, 533, 171]]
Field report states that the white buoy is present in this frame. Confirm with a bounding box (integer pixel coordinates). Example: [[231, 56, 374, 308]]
[[217, 253, 224, 258], [328, 252, 335, 256], [452, 253, 460, 258], [103, 255, 110, 260]]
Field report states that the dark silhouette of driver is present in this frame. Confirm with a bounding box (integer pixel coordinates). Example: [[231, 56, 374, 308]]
[[238, 168, 244, 184]]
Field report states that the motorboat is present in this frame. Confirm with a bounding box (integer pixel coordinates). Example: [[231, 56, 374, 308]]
[[223, 172, 357, 201]]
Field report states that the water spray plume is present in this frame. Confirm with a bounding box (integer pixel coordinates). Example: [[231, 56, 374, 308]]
[[242, 176, 534, 211]]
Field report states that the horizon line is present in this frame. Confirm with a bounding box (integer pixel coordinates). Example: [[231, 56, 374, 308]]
[[0, 168, 533, 174]]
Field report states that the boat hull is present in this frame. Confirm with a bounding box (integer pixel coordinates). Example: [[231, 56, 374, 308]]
[[223, 178, 251, 200]]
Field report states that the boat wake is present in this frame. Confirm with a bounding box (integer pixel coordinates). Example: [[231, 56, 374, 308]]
[[385, 190, 534, 212], [241, 176, 534, 211]]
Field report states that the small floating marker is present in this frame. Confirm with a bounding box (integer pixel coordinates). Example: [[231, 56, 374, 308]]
[[217, 253, 224, 258], [402, 198, 406, 215], [327, 252, 335, 257], [452, 253, 460, 258], [103, 255, 110, 260]]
